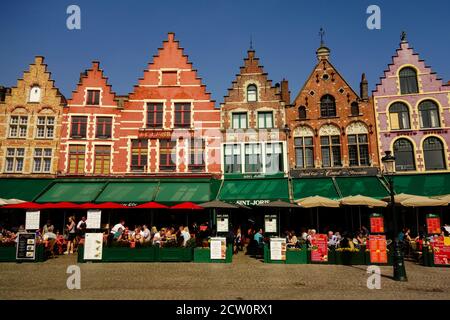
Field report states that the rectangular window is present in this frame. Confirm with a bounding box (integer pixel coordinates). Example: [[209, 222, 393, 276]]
[[321, 136, 341, 168], [94, 145, 111, 175], [232, 113, 248, 129], [71, 116, 88, 138], [189, 139, 205, 171], [36, 116, 55, 139], [86, 90, 100, 105], [265, 143, 283, 173], [5, 148, 25, 173], [33, 148, 52, 173], [244, 143, 262, 173], [258, 112, 274, 129], [8, 116, 28, 138], [96, 117, 112, 138], [348, 134, 370, 167], [159, 139, 176, 171], [224, 144, 241, 174], [147, 103, 164, 128], [174, 103, 191, 128], [68, 145, 85, 174], [130, 139, 148, 172], [295, 137, 314, 168]]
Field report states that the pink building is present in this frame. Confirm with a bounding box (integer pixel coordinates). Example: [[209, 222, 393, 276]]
[[373, 33, 450, 173]]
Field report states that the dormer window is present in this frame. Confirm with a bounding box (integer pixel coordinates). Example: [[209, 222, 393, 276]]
[[247, 84, 257, 102], [399, 67, 419, 94], [351, 102, 360, 116], [29, 86, 41, 103], [86, 89, 100, 105]]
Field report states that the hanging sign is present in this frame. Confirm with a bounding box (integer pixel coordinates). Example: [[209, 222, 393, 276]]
[[264, 215, 277, 234], [83, 233, 103, 260], [87, 210, 102, 229], [370, 214, 384, 234], [270, 238, 286, 261], [25, 211, 40, 230], [432, 236, 450, 266], [426, 214, 441, 235], [310, 234, 328, 262], [16, 233, 37, 260], [210, 237, 226, 260], [216, 214, 229, 233], [368, 235, 388, 264]]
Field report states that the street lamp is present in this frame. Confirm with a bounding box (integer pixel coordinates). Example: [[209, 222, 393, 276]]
[[381, 151, 407, 281]]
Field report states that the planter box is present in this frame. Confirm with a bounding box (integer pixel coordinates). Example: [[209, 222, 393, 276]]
[[422, 247, 450, 268], [263, 244, 285, 264], [308, 248, 334, 264], [78, 246, 158, 263], [334, 250, 366, 265], [158, 247, 193, 262], [365, 250, 393, 266], [286, 249, 307, 264], [0, 245, 45, 263], [193, 245, 233, 263]]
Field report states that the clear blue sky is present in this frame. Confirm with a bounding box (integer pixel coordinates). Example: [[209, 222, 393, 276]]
[[0, 0, 449, 105]]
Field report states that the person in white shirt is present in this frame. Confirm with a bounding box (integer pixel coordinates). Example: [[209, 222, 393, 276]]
[[43, 226, 57, 241], [111, 220, 125, 235], [142, 225, 151, 242], [181, 227, 191, 246]]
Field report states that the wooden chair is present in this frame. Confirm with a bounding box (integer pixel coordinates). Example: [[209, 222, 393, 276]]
[[45, 239, 56, 259]]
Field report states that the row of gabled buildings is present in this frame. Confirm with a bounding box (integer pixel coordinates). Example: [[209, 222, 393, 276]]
[[0, 32, 449, 207]]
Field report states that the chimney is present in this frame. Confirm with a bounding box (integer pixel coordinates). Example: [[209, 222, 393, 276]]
[[34, 56, 44, 64], [360, 73, 368, 101], [280, 79, 290, 105]]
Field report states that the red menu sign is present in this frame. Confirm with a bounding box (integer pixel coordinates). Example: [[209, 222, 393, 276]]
[[426, 215, 441, 235], [368, 235, 388, 264], [370, 215, 385, 234], [432, 236, 450, 266], [310, 234, 328, 262]]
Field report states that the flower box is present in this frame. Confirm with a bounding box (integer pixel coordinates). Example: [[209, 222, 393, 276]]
[[263, 244, 285, 264], [308, 247, 335, 264], [193, 245, 233, 263], [334, 249, 366, 265], [286, 248, 307, 264], [365, 250, 393, 266], [78, 245, 158, 263], [0, 244, 45, 263], [158, 247, 193, 262]]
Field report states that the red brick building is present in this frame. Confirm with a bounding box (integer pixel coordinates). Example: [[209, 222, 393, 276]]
[[285, 43, 379, 177], [58, 61, 123, 176]]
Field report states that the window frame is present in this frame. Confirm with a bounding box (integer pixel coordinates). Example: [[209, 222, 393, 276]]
[[33, 148, 52, 173], [294, 136, 314, 169], [146, 103, 164, 128], [348, 134, 370, 167], [257, 111, 274, 129], [188, 138, 205, 172], [247, 84, 258, 102], [389, 102, 411, 130], [393, 138, 416, 172], [86, 89, 101, 106], [231, 112, 248, 129], [36, 116, 55, 139], [419, 100, 440, 129], [320, 95, 337, 118], [94, 145, 111, 175], [224, 144, 242, 174], [423, 137, 446, 171], [5, 148, 25, 173], [244, 143, 262, 173], [70, 116, 88, 138], [320, 135, 342, 168], [95, 117, 113, 139], [159, 139, 176, 171], [130, 139, 148, 172], [174, 103, 191, 128], [68, 145, 86, 175], [399, 67, 419, 95]]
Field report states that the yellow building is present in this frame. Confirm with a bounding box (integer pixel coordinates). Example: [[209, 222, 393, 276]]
[[0, 56, 66, 177]]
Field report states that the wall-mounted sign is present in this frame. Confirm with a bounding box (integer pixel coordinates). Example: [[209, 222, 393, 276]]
[[83, 233, 103, 260], [16, 233, 36, 260], [210, 237, 226, 260], [264, 215, 277, 234], [310, 234, 328, 262], [216, 214, 229, 233], [426, 214, 441, 235], [87, 210, 102, 229], [236, 200, 271, 206], [25, 211, 40, 231], [137, 130, 174, 140], [291, 167, 379, 178], [368, 235, 388, 264], [370, 214, 385, 234], [270, 238, 286, 261]]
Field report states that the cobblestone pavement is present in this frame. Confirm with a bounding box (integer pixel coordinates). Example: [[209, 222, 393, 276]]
[[1, 253, 449, 300]]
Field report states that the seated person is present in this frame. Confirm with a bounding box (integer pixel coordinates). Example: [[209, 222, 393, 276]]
[[43, 226, 57, 241]]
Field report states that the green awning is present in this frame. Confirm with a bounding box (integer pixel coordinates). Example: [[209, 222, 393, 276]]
[[0, 178, 54, 201], [335, 176, 389, 199], [95, 182, 158, 204], [393, 173, 450, 197], [35, 182, 106, 203], [155, 182, 213, 204], [218, 178, 289, 205], [292, 178, 340, 200]]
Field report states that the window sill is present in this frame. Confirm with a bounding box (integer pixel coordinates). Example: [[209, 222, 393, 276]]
[[318, 116, 339, 120], [70, 136, 87, 139], [95, 136, 112, 140], [348, 114, 363, 117]]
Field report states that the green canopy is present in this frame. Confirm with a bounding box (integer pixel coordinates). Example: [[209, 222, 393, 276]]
[[292, 178, 340, 200], [95, 182, 158, 204], [0, 178, 54, 201], [335, 176, 389, 199], [35, 182, 106, 203], [392, 173, 450, 197], [154, 181, 213, 205]]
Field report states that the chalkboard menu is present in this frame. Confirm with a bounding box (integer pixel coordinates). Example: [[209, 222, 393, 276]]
[[16, 233, 36, 260]]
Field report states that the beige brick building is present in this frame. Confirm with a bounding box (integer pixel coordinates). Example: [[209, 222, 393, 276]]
[[0, 56, 66, 177]]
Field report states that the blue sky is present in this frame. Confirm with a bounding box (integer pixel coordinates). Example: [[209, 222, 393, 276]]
[[0, 0, 449, 105]]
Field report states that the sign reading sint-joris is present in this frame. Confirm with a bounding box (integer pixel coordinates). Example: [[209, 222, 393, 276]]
[[236, 200, 271, 206]]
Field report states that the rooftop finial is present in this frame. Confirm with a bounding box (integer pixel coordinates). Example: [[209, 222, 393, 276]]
[[319, 27, 325, 46], [401, 31, 407, 42], [250, 35, 253, 50]]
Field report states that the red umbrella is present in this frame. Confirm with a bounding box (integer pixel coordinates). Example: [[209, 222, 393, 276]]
[[134, 202, 168, 209], [170, 202, 204, 210], [3, 202, 44, 209], [79, 202, 126, 209], [40, 202, 81, 209]]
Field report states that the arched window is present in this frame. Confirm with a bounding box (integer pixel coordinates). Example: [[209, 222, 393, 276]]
[[298, 106, 307, 120], [320, 95, 336, 117], [423, 137, 446, 170], [294, 126, 314, 169], [419, 100, 440, 129], [399, 67, 419, 94], [389, 102, 410, 130], [393, 139, 415, 171], [351, 102, 359, 116], [247, 84, 257, 102], [319, 125, 341, 167], [29, 86, 41, 103]]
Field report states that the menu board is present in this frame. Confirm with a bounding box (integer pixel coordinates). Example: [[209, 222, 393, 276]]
[[87, 210, 102, 229], [370, 214, 384, 234], [25, 211, 40, 231], [310, 234, 328, 262], [16, 233, 37, 260], [216, 214, 229, 233], [368, 235, 388, 264], [210, 237, 226, 260], [264, 215, 277, 234], [270, 238, 286, 261], [426, 215, 441, 235], [432, 236, 450, 266], [83, 233, 103, 260]]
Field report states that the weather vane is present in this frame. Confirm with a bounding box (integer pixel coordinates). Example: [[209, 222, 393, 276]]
[[250, 35, 253, 50], [319, 27, 325, 46], [401, 31, 407, 42]]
